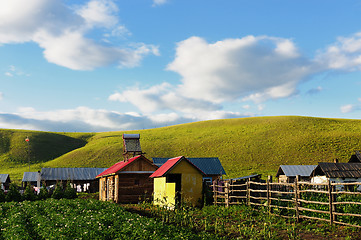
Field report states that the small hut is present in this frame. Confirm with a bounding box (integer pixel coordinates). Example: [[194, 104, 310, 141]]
[[150, 156, 205, 208], [276, 165, 318, 183], [97, 155, 158, 203], [153, 157, 226, 183], [0, 174, 11, 191]]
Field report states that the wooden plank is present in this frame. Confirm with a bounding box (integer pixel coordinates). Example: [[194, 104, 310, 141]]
[[269, 197, 294, 202], [298, 199, 328, 205], [300, 215, 330, 223], [333, 220, 361, 228], [333, 201, 361, 205], [333, 212, 361, 218], [299, 189, 328, 194], [299, 207, 329, 215]]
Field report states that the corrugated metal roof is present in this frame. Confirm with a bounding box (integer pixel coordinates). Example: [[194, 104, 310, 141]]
[[318, 162, 361, 178], [0, 174, 10, 183], [225, 174, 261, 181], [150, 156, 205, 178], [276, 165, 318, 177], [96, 155, 154, 178], [22, 172, 40, 182], [41, 168, 107, 181], [152, 157, 226, 175]]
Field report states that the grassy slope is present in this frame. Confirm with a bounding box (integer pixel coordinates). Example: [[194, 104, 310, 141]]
[[2, 116, 361, 182]]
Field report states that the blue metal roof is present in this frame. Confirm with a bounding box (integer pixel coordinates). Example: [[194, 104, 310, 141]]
[[22, 172, 40, 182], [40, 168, 108, 181], [152, 157, 226, 175], [0, 174, 10, 183], [225, 174, 261, 181], [276, 165, 318, 177]]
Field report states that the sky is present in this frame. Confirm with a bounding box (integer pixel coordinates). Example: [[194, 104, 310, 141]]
[[1, 0, 361, 132]]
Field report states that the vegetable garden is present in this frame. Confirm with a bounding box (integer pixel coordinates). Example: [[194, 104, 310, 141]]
[[0, 199, 220, 240]]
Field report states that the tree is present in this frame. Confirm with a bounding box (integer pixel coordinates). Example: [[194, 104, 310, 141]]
[[23, 184, 36, 201], [0, 188, 5, 202]]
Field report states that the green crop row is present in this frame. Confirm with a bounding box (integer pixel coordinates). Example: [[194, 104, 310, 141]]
[[0, 199, 221, 240]]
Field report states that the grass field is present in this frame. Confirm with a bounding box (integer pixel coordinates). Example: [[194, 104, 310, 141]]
[[2, 116, 361, 182]]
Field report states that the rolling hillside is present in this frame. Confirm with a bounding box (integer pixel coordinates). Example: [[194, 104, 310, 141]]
[[2, 116, 361, 182]]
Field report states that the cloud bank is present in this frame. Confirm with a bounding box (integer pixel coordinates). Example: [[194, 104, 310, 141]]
[[0, 0, 158, 70]]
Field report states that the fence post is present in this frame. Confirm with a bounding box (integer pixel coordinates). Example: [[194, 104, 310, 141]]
[[225, 181, 229, 207], [247, 179, 250, 206], [328, 179, 334, 225], [294, 175, 300, 222], [213, 180, 217, 206], [267, 175, 271, 214]]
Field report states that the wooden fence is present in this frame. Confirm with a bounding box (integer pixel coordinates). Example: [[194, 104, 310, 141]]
[[212, 177, 361, 228]]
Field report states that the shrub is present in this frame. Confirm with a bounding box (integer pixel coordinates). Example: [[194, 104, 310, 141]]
[[23, 184, 36, 201], [38, 186, 50, 200], [0, 188, 5, 202], [63, 182, 77, 199], [5, 183, 22, 202], [51, 182, 64, 199]]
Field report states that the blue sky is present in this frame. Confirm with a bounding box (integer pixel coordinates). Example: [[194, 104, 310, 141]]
[[1, 0, 361, 132]]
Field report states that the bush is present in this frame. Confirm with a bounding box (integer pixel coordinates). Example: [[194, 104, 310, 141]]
[[0, 188, 5, 202], [51, 182, 64, 199], [38, 186, 50, 200], [63, 182, 77, 199], [23, 184, 36, 201], [5, 183, 22, 202]]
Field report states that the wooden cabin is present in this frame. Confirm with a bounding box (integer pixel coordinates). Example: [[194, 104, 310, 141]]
[[150, 156, 205, 208], [97, 155, 158, 203], [123, 134, 143, 161], [312, 162, 361, 190], [152, 157, 226, 183], [276, 165, 318, 183], [0, 174, 11, 191]]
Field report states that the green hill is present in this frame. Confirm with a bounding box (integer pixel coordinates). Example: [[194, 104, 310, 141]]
[[2, 116, 361, 182]]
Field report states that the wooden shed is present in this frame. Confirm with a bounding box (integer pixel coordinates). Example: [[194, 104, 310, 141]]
[[0, 174, 11, 191], [276, 165, 318, 183], [150, 156, 205, 208], [96, 155, 158, 203]]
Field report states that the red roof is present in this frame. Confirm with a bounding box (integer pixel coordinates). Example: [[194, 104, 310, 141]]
[[96, 155, 143, 178], [150, 156, 205, 178]]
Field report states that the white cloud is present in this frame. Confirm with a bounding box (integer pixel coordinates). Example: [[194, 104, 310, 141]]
[[109, 82, 221, 113], [0, 107, 200, 132], [316, 32, 361, 71], [153, 0, 168, 6], [76, 0, 119, 29], [0, 0, 158, 70], [0, 92, 3, 100], [167, 36, 316, 104], [341, 104, 355, 113]]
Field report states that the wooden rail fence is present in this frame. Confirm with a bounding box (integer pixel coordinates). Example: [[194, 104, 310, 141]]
[[212, 177, 361, 228]]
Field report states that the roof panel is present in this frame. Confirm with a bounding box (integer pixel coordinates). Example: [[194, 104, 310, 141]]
[[152, 157, 226, 175], [277, 165, 318, 177], [318, 162, 361, 178], [0, 174, 9, 183], [41, 168, 107, 181], [150, 156, 205, 178], [22, 172, 40, 182]]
